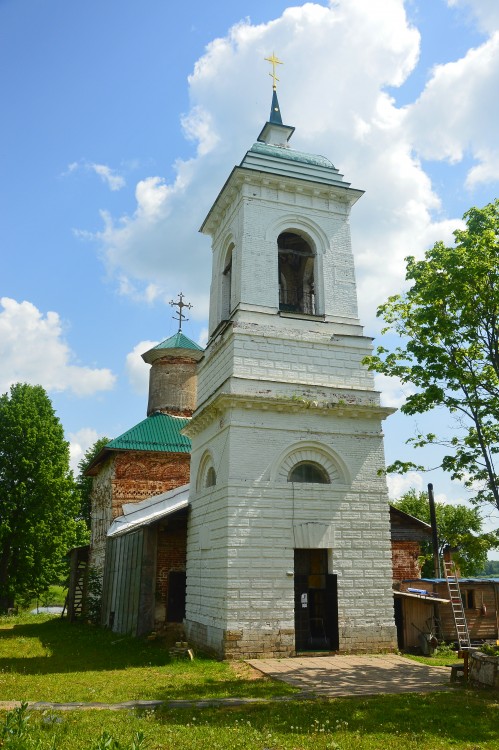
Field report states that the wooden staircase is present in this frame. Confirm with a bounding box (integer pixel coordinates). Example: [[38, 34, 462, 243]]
[[65, 546, 89, 622], [443, 558, 471, 650]]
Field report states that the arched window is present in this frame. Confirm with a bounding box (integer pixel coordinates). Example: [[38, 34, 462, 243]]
[[278, 232, 315, 314], [196, 452, 216, 492], [205, 466, 216, 488], [221, 244, 233, 320], [288, 461, 330, 484]]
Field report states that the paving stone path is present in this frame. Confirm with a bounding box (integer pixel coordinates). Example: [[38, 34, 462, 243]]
[[0, 654, 452, 711], [247, 654, 452, 697]]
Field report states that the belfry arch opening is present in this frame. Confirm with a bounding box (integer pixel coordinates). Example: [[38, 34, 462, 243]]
[[278, 232, 315, 315], [221, 244, 233, 321]]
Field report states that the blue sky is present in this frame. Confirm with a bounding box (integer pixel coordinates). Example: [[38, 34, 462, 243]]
[[2, 0, 499, 540]]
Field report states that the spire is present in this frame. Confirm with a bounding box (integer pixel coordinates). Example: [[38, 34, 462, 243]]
[[258, 53, 295, 147], [269, 89, 283, 125]]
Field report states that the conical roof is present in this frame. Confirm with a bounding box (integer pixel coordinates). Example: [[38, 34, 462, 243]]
[[269, 89, 283, 124], [142, 331, 204, 364], [257, 88, 295, 146]]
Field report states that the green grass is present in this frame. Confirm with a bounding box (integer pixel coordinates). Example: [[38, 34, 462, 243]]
[[2, 614, 499, 749], [0, 614, 295, 703], [402, 651, 462, 667], [1, 690, 498, 749]]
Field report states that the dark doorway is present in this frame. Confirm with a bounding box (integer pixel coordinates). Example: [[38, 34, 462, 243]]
[[294, 549, 339, 652], [394, 597, 404, 649], [166, 571, 186, 622]]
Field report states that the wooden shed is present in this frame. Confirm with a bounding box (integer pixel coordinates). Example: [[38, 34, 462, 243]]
[[393, 588, 449, 650], [404, 577, 499, 644], [101, 485, 189, 636]]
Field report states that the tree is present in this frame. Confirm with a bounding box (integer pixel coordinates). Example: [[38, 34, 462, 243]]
[[75, 436, 109, 529], [0, 383, 85, 611], [394, 489, 498, 576], [365, 200, 499, 512], [481, 559, 499, 576]]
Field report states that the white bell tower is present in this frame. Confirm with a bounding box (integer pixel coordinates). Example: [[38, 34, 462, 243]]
[[184, 78, 397, 658]]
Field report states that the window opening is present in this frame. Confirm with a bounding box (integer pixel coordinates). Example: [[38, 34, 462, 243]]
[[205, 466, 216, 488], [278, 232, 315, 314], [221, 246, 233, 320], [462, 589, 475, 609], [288, 461, 330, 484]]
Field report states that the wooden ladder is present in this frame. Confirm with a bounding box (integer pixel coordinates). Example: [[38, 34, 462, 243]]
[[443, 559, 471, 650]]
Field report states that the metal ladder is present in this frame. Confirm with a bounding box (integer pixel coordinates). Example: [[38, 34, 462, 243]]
[[443, 559, 471, 650]]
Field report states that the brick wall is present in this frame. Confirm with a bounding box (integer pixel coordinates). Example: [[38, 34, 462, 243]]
[[147, 355, 197, 417], [111, 451, 190, 514], [155, 518, 187, 628], [90, 449, 190, 581], [391, 541, 421, 581]]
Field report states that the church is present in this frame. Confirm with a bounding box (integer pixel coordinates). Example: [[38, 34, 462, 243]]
[[85, 71, 409, 658]]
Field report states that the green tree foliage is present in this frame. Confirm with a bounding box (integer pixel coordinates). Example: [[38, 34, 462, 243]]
[[0, 383, 86, 611], [393, 489, 498, 576], [75, 436, 109, 529], [481, 559, 499, 576], [365, 200, 499, 512]]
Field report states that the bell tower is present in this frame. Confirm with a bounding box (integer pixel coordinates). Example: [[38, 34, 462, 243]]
[[184, 71, 397, 658]]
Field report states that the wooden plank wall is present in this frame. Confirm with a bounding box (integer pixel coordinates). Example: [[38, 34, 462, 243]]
[[138, 527, 157, 636], [437, 583, 499, 642], [101, 530, 146, 636], [401, 598, 437, 650]]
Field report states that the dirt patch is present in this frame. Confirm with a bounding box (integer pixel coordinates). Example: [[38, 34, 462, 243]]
[[230, 661, 269, 682]]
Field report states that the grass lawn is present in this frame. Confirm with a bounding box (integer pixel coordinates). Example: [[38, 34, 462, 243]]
[[402, 652, 462, 667], [1, 691, 498, 749], [0, 614, 295, 703], [1, 614, 498, 749]]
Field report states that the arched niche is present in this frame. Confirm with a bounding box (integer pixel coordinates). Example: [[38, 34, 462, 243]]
[[196, 451, 217, 491], [271, 442, 350, 485]]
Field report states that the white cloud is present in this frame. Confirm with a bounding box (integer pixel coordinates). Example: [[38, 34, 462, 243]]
[[197, 328, 209, 348], [80, 0, 498, 330], [126, 340, 158, 395], [90, 163, 126, 191], [0, 298, 116, 396], [447, 0, 499, 34], [406, 30, 499, 186], [64, 160, 126, 191], [68, 427, 101, 473], [387, 470, 425, 499], [375, 373, 416, 408]]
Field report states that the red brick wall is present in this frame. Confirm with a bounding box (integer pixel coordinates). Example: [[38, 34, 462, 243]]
[[392, 540, 422, 581], [110, 451, 190, 517], [155, 518, 188, 628]]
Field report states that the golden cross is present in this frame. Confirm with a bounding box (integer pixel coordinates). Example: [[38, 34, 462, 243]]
[[264, 52, 283, 90]]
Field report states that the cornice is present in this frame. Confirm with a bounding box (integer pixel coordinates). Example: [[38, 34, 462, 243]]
[[201, 166, 362, 237], [182, 392, 396, 437]]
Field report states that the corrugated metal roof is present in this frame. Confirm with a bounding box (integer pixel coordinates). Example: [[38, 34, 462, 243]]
[[106, 412, 191, 453], [107, 484, 190, 537], [153, 331, 203, 352], [407, 577, 499, 584]]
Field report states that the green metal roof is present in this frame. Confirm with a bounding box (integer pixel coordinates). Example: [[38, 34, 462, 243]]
[[106, 412, 191, 453], [248, 141, 334, 169], [152, 331, 203, 352]]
